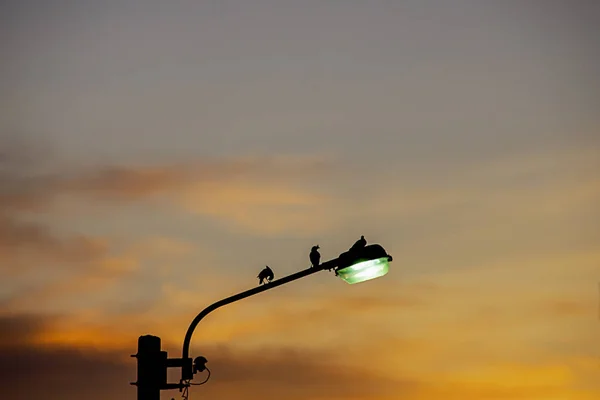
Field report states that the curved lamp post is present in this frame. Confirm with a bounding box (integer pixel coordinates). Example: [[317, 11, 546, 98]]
[[181, 243, 392, 380], [131, 243, 393, 400]]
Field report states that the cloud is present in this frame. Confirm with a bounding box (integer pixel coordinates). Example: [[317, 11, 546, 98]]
[[368, 142, 600, 221], [0, 215, 108, 268], [0, 137, 60, 213], [0, 233, 209, 315], [1, 139, 338, 238], [0, 142, 337, 317], [539, 299, 598, 318], [415, 361, 600, 400], [129, 236, 195, 258], [0, 313, 415, 400], [59, 155, 339, 236], [190, 345, 417, 399], [55, 154, 332, 203], [0, 313, 133, 400], [24, 281, 427, 354], [191, 291, 425, 344], [0, 215, 132, 316], [2, 311, 598, 400], [355, 146, 600, 278], [0, 142, 110, 275], [179, 180, 337, 235], [2, 254, 140, 315], [0, 313, 50, 346], [3, 140, 600, 399]]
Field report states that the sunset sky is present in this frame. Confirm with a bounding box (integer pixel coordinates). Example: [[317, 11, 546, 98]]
[[1, 1, 599, 399]]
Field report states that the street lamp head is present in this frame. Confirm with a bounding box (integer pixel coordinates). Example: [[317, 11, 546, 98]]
[[335, 244, 392, 284]]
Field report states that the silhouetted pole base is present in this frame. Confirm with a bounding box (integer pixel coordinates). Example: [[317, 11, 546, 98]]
[[131, 335, 164, 400], [131, 335, 191, 399]]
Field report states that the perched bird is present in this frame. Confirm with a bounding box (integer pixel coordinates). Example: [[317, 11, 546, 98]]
[[350, 235, 367, 251], [309, 245, 321, 268], [257, 266, 274, 285]]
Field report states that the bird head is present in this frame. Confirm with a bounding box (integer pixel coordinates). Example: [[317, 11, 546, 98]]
[[312, 245, 320, 251]]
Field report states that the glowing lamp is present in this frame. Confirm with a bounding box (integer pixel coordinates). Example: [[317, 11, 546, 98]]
[[335, 244, 393, 284]]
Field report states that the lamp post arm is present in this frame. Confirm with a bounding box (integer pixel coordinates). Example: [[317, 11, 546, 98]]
[[181, 257, 339, 364]]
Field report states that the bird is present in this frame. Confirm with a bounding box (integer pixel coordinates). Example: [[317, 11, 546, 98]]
[[309, 245, 320, 268], [350, 235, 367, 251], [257, 266, 274, 285]]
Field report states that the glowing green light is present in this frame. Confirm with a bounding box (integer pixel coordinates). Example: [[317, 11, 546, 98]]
[[336, 257, 390, 284]]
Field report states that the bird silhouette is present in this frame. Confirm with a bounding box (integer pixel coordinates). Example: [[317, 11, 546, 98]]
[[350, 235, 367, 251], [257, 266, 274, 285], [309, 245, 320, 268]]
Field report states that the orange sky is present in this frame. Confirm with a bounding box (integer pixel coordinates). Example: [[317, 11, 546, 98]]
[[2, 1, 599, 399]]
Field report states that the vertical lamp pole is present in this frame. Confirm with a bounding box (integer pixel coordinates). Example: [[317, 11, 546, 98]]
[[131, 335, 167, 400]]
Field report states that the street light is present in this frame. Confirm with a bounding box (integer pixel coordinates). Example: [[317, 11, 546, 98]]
[[131, 241, 392, 400], [335, 244, 393, 284]]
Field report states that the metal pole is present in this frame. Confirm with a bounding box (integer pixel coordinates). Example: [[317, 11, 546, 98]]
[[134, 335, 163, 400], [180, 257, 339, 380]]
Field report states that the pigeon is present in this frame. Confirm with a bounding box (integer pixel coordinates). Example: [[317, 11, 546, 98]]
[[309, 245, 321, 268], [350, 235, 367, 251], [257, 266, 274, 285]]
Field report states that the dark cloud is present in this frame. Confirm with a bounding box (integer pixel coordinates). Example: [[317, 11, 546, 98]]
[[0, 139, 75, 266], [0, 346, 133, 400], [0, 313, 417, 400], [0, 215, 107, 263], [0, 313, 48, 346], [193, 346, 416, 400], [0, 214, 56, 249], [0, 313, 133, 399]]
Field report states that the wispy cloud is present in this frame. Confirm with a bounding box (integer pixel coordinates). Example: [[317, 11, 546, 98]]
[[1, 141, 339, 238], [1, 143, 339, 318]]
